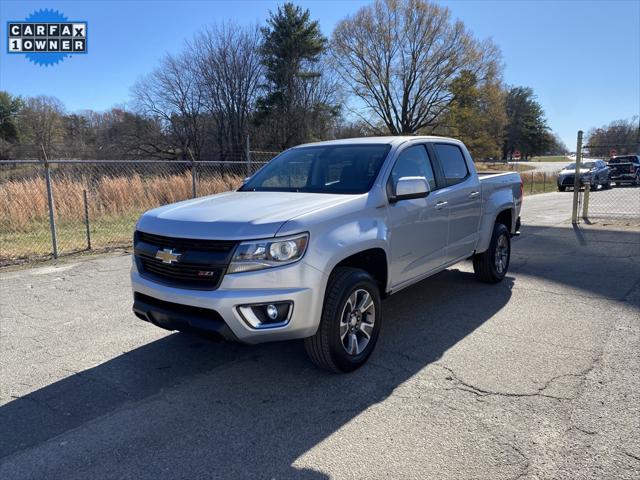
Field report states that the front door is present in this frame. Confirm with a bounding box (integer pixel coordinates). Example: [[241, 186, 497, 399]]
[[387, 144, 449, 288]]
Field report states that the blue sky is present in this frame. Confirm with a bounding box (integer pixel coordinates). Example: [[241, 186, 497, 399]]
[[1, 0, 638, 148]]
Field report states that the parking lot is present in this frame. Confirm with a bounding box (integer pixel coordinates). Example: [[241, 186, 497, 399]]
[[1, 192, 639, 479]]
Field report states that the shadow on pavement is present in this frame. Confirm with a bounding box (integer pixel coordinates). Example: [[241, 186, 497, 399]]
[[1, 224, 638, 478]]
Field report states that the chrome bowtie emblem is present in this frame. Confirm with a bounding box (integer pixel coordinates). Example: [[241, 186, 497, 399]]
[[155, 248, 181, 264]]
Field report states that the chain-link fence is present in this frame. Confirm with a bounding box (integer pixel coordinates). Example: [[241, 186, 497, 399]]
[[573, 137, 640, 226], [0, 152, 277, 266], [476, 160, 559, 194]]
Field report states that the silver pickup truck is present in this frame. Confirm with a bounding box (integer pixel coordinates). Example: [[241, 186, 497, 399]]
[[132, 136, 522, 372]]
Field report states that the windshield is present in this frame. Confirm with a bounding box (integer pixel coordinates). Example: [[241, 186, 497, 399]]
[[565, 162, 595, 170], [240, 144, 391, 194]]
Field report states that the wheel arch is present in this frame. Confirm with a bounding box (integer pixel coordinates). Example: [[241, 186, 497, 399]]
[[331, 248, 389, 296], [476, 205, 515, 254]]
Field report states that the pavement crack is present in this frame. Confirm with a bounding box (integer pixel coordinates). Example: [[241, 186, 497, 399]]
[[620, 449, 640, 462], [435, 363, 590, 401]]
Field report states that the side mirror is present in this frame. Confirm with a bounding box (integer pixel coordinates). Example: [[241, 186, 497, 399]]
[[391, 176, 430, 203]]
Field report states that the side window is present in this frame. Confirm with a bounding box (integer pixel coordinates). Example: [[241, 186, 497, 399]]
[[389, 145, 437, 193], [434, 144, 469, 187]]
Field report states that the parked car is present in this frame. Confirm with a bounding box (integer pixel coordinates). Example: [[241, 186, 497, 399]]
[[608, 155, 640, 186], [557, 160, 611, 191], [131, 136, 523, 372]]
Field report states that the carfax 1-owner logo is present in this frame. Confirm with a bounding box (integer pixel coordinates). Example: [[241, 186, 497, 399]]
[[7, 9, 87, 66]]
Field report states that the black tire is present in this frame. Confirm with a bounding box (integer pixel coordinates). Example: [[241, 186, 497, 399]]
[[635, 173, 640, 187], [558, 186, 566, 192], [473, 223, 511, 284], [305, 267, 382, 373], [604, 179, 612, 189]]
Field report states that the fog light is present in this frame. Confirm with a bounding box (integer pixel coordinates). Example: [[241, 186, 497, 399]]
[[266, 304, 279, 320], [237, 302, 293, 329]]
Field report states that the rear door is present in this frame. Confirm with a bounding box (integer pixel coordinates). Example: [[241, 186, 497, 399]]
[[431, 143, 482, 263]]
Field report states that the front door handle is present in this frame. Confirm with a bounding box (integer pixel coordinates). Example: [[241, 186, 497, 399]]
[[435, 201, 448, 210], [469, 191, 480, 199]]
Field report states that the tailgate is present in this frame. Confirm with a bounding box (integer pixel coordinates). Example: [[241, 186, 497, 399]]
[[609, 163, 632, 175]]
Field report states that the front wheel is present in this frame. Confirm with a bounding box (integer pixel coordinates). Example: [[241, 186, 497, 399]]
[[558, 186, 566, 192], [473, 223, 511, 283], [305, 267, 382, 373]]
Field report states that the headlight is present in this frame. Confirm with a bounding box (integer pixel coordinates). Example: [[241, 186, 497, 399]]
[[227, 233, 309, 273]]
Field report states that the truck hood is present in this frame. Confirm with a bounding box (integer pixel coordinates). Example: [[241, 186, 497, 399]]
[[136, 191, 356, 240]]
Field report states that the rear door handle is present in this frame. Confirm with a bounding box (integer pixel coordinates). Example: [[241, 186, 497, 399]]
[[469, 191, 480, 199], [435, 201, 448, 210]]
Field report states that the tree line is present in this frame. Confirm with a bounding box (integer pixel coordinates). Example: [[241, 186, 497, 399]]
[[1, 0, 569, 162], [586, 118, 639, 157]]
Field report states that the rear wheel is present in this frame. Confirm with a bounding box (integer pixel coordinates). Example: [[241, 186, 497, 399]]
[[473, 223, 511, 283], [305, 267, 382, 373]]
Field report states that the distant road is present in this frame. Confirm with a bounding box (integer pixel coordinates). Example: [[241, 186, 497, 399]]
[[510, 157, 602, 174], [509, 161, 567, 174]]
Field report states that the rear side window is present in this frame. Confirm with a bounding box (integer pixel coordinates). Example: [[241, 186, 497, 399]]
[[434, 144, 469, 187]]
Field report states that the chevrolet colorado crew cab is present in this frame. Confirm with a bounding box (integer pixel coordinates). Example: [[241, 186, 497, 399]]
[[132, 136, 523, 372]]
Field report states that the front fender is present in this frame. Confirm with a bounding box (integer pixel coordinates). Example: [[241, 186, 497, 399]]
[[278, 198, 391, 291]]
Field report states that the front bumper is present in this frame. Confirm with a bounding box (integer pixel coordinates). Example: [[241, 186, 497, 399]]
[[131, 259, 327, 344], [557, 175, 590, 187]]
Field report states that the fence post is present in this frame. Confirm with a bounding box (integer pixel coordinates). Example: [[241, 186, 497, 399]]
[[246, 135, 251, 177], [571, 130, 584, 224], [83, 189, 91, 250], [188, 148, 197, 198], [41, 145, 58, 258], [530, 172, 533, 194], [543, 172, 546, 192], [582, 183, 590, 220]]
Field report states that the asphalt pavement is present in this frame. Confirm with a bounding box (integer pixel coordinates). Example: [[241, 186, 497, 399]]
[[1, 192, 639, 479]]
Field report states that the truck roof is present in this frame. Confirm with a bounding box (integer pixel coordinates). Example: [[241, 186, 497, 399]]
[[293, 135, 462, 149]]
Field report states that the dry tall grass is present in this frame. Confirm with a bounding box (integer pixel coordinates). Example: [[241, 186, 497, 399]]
[[0, 172, 242, 232]]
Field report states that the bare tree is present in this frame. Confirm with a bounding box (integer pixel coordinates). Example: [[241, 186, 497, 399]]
[[192, 23, 263, 160], [132, 51, 206, 160], [331, 0, 500, 135], [17, 95, 65, 156]]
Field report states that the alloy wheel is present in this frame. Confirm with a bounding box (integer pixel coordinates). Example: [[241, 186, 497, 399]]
[[339, 288, 375, 356], [494, 234, 509, 275]]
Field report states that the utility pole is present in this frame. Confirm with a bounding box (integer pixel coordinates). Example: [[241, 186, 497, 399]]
[[571, 130, 583, 224]]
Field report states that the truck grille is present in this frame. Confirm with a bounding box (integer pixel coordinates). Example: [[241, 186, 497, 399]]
[[134, 231, 237, 290]]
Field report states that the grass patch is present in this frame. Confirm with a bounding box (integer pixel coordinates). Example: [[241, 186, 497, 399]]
[[475, 162, 536, 172], [520, 171, 559, 195], [0, 170, 242, 264], [0, 212, 143, 263]]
